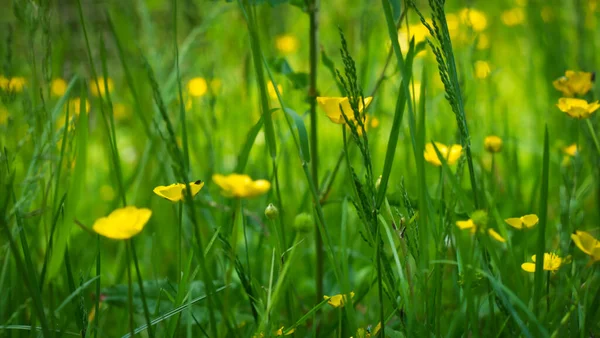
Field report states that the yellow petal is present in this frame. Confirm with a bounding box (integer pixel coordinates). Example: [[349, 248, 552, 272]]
[[324, 291, 355, 308], [213, 173, 270, 198], [92, 206, 152, 240], [447, 144, 463, 165], [521, 262, 536, 272], [521, 214, 539, 228], [488, 229, 506, 242], [188, 77, 208, 97], [317, 97, 351, 124], [153, 181, 204, 202], [504, 218, 523, 229], [456, 219, 475, 230], [571, 231, 599, 256]]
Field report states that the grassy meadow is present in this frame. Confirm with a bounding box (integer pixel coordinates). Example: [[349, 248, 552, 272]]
[[2, 0, 600, 336]]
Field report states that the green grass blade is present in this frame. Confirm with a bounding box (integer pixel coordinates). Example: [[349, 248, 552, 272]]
[[533, 126, 550, 314]]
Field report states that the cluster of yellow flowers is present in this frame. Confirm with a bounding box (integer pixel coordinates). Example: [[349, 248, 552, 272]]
[[554, 71, 598, 119], [92, 174, 271, 240]]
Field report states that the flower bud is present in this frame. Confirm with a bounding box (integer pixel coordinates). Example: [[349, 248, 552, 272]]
[[484, 135, 502, 153], [293, 213, 313, 233], [264, 203, 279, 220]]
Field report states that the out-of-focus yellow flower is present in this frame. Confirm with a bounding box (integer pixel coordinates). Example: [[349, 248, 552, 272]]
[[484, 135, 502, 153], [556, 98, 600, 119], [477, 33, 490, 50], [324, 291, 355, 308], [153, 180, 205, 202], [369, 116, 380, 129], [187, 77, 208, 97], [68, 98, 91, 115], [474, 61, 491, 79], [90, 77, 114, 96], [92, 206, 152, 240], [553, 71, 594, 97], [113, 103, 130, 121], [0, 107, 8, 125], [397, 23, 429, 57], [571, 230, 600, 264], [459, 8, 488, 32], [455, 218, 506, 242], [267, 81, 282, 100], [212, 174, 270, 198], [505, 214, 538, 229], [563, 144, 578, 156], [51, 78, 67, 97], [275, 326, 295, 336], [521, 253, 566, 273], [0, 76, 26, 92], [275, 34, 299, 54], [424, 142, 462, 166], [317, 96, 373, 124], [501, 8, 525, 26]]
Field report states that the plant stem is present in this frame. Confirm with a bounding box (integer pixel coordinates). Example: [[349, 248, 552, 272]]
[[129, 239, 155, 338], [585, 118, 600, 155], [126, 242, 135, 338], [307, 0, 323, 305], [178, 202, 183, 283]]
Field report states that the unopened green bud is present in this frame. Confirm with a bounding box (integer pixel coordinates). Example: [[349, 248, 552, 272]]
[[293, 212, 313, 233], [471, 210, 488, 230], [265, 203, 279, 220]]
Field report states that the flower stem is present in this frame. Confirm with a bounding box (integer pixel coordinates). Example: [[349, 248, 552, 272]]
[[129, 239, 155, 338], [125, 241, 135, 338], [177, 202, 183, 283], [585, 118, 600, 155], [240, 200, 252, 274]]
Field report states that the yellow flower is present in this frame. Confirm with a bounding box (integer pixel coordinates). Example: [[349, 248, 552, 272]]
[[484, 135, 502, 153], [571, 231, 600, 264], [267, 81, 282, 100], [553, 71, 594, 97], [474, 60, 491, 79], [68, 98, 91, 115], [0, 76, 26, 92], [501, 8, 525, 26], [316, 96, 373, 124], [275, 326, 295, 336], [521, 253, 565, 273], [423, 142, 463, 166], [455, 218, 506, 242], [459, 8, 488, 32], [556, 98, 600, 119], [504, 214, 539, 229], [187, 77, 208, 97], [212, 174, 271, 198], [92, 206, 152, 240], [275, 34, 299, 54], [51, 78, 67, 97], [324, 291, 355, 308], [90, 77, 114, 96], [397, 23, 430, 57], [562, 143, 578, 156], [153, 180, 205, 202]]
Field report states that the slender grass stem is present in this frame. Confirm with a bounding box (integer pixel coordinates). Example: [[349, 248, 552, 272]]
[[585, 119, 600, 155], [125, 242, 135, 338], [129, 239, 154, 338]]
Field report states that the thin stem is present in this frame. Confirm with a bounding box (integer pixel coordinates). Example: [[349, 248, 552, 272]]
[[240, 200, 252, 274], [129, 239, 155, 338], [585, 119, 600, 155], [126, 242, 135, 338], [178, 202, 183, 283]]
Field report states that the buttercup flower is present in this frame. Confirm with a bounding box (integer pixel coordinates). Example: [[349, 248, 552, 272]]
[[68, 98, 91, 115], [275, 34, 299, 54], [324, 291, 355, 308], [553, 71, 594, 97], [51, 78, 67, 97], [562, 143, 578, 156], [267, 81, 282, 100], [213, 173, 271, 198], [456, 215, 506, 243], [484, 135, 502, 153], [153, 180, 205, 202], [571, 230, 600, 264], [504, 214, 539, 229], [317, 96, 373, 124], [521, 253, 566, 273], [556, 98, 600, 119], [90, 77, 114, 96], [474, 61, 491, 79], [92, 206, 152, 240], [0, 76, 26, 92], [424, 142, 463, 166], [187, 77, 208, 97], [459, 8, 488, 32], [501, 8, 525, 26]]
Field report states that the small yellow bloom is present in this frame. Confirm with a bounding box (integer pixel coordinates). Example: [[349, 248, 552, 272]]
[[504, 214, 538, 229], [213, 174, 271, 198], [324, 291, 355, 308], [553, 71, 594, 97], [267, 81, 282, 100], [187, 77, 208, 97], [501, 8, 525, 26], [424, 142, 463, 166], [521, 253, 565, 272], [51, 78, 67, 97], [90, 77, 114, 96], [68, 98, 91, 115], [459, 8, 488, 32], [562, 143, 578, 156], [317, 96, 373, 124], [474, 60, 491, 79], [484, 135, 502, 153], [0, 76, 26, 92], [556, 98, 600, 119], [397, 23, 430, 57], [456, 218, 505, 242], [275, 326, 295, 336], [153, 180, 205, 202], [571, 230, 600, 264], [92, 206, 152, 240], [275, 34, 299, 54]]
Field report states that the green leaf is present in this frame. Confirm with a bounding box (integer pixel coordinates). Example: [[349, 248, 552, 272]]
[[533, 125, 550, 314]]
